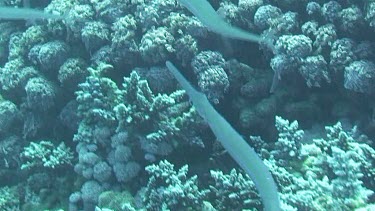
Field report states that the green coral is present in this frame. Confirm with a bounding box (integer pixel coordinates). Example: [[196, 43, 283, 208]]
[[114, 71, 203, 156], [98, 190, 136, 211], [0, 186, 20, 210], [271, 118, 374, 210], [21, 140, 73, 169]]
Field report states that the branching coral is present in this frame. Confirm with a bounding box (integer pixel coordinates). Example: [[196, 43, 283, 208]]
[[143, 160, 209, 210], [21, 140, 73, 169]]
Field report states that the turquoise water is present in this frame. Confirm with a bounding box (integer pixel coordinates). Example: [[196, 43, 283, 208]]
[[0, 0, 374, 210]]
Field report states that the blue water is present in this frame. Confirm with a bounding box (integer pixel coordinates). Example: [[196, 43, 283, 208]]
[[0, 0, 374, 210]]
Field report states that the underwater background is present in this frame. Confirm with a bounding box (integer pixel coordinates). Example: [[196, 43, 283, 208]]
[[0, 0, 374, 210]]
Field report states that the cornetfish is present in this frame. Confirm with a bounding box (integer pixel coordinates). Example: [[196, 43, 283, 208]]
[[0, 6, 65, 20], [177, 0, 266, 44], [166, 61, 280, 211]]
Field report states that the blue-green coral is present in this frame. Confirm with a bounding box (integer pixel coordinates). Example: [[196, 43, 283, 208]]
[[21, 140, 73, 169], [0, 0, 374, 210]]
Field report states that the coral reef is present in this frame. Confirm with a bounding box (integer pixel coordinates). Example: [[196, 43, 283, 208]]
[[0, 0, 374, 210]]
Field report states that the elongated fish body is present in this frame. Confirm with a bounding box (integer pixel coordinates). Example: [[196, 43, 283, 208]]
[[177, 0, 262, 43], [166, 61, 280, 211], [0, 7, 65, 20]]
